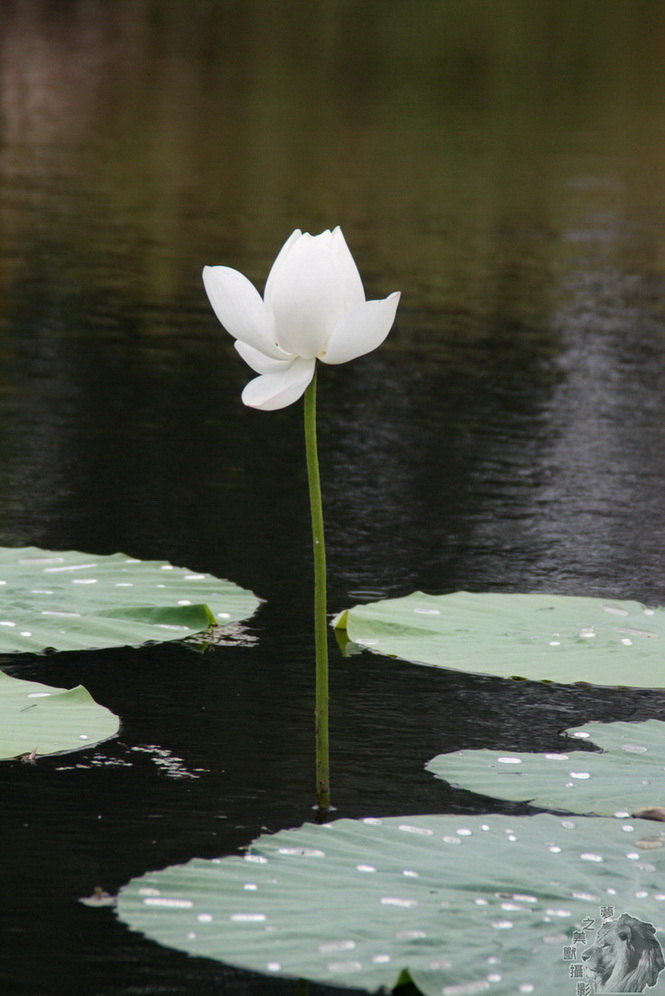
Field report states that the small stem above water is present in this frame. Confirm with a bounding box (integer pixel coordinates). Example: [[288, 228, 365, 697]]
[[304, 373, 330, 813]]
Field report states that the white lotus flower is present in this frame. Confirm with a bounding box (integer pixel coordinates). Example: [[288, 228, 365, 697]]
[[203, 227, 400, 410]]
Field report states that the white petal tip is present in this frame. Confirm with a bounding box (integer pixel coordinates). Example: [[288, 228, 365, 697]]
[[240, 360, 315, 411]]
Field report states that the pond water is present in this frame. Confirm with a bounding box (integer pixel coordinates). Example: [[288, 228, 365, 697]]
[[2, 1, 665, 992]]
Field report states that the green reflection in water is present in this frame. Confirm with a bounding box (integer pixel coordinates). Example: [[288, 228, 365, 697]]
[[2, 0, 665, 318], [1, 0, 665, 566]]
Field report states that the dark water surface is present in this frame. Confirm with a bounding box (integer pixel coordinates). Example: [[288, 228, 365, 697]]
[[2, 1, 665, 992]]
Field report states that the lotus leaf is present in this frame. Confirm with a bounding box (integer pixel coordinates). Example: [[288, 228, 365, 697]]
[[117, 812, 665, 995], [0, 546, 259, 652], [428, 720, 665, 817], [0, 670, 119, 759], [334, 590, 665, 687]]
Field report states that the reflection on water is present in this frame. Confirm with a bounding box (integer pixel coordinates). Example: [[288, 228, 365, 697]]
[[2, 1, 665, 993]]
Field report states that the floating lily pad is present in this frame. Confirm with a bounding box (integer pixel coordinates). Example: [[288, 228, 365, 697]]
[[0, 670, 119, 759], [117, 813, 665, 995], [333, 590, 665, 687], [0, 546, 260, 652], [427, 720, 665, 818]]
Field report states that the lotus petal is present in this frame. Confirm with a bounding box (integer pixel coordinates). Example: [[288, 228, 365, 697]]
[[322, 292, 401, 364], [265, 229, 365, 358], [202, 266, 283, 359], [241, 357, 316, 410]]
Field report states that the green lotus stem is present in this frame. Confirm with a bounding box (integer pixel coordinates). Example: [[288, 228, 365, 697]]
[[304, 372, 330, 813]]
